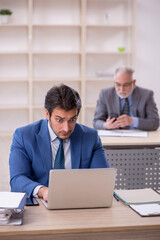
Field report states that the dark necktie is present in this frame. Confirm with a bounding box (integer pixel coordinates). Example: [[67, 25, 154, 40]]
[[121, 98, 130, 115], [54, 138, 64, 169]]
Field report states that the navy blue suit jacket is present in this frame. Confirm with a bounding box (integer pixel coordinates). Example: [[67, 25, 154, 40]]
[[9, 119, 109, 197]]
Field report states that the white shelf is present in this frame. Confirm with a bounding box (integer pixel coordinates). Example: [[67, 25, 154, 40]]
[[86, 78, 114, 81], [86, 51, 131, 54], [0, 0, 135, 131], [85, 104, 96, 108], [0, 52, 29, 54], [0, 105, 29, 109], [0, 131, 13, 136], [33, 52, 81, 54], [33, 0, 80, 25], [86, 24, 133, 27], [32, 24, 82, 27], [0, 24, 28, 27], [33, 78, 80, 82], [0, 78, 28, 82]]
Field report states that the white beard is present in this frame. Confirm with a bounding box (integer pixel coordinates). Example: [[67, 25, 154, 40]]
[[117, 85, 134, 99]]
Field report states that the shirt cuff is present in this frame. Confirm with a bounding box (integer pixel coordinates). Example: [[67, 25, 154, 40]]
[[131, 117, 139, 128], [32, 185, 44, 197]]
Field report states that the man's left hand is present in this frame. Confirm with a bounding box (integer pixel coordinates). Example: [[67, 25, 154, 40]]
[[116, 115, 133, 128]]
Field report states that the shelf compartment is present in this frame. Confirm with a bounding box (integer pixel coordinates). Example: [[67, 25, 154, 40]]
[[0, 109, 28, 132], [86, 0, 132, 25], [33, 109, 46, 122], [33, 54, 80, 79], [33, 81, 81, 105], [0, 82, 28, 105], [0, 54, 28, 78], [0, 0, 28, 25], [86, 54, 132, 79], [33, 26, 80, 52], [85, 80, 113, 105], [86, 27, 131, 52], [0, 26, 28, 52], [33, 0, 80, 25]]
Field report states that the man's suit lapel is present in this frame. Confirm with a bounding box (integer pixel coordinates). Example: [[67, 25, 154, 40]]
[[70, 124, 81, 169], [36, 119, 52, 174], [131, 87, 139, 116], [113, 89, 120, 115]]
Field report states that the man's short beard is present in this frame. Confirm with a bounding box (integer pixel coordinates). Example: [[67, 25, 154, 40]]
[[116, 85, 134, 99]]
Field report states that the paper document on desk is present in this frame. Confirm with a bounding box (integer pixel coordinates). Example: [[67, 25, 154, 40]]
[[130, 203, 160, 217], [0, 192, 26, 209], [114, 188, 160, 205], [98, 130, 148, 138]]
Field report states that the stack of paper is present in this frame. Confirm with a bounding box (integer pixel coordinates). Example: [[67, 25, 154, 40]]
[[114, 188, 160, 217], [98, 129, 148, 138], [0, 192, 27, 225], [130, 204, 160, 217], [0, 209, 12, 224], [114, 188, 160, 205]]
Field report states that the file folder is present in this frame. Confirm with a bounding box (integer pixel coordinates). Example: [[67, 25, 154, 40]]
[[114, 188, 160, 217], [114, 188, 160, 205], [0, 192, 27, 225], [129, 203, 160, 217]]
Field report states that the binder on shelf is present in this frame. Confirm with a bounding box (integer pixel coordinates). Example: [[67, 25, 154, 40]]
[[0, 192, 27, 225]]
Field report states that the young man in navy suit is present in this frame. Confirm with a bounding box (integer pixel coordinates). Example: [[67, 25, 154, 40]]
[[9, 84, 109, 202]]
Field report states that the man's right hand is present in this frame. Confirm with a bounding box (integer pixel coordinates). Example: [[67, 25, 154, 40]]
[[38, 186, 48, 202], [104, 117, 120, 129]]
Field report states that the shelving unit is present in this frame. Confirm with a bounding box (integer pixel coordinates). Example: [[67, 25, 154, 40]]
[[0, 0, 136, 132], [0, 0, 136, 190]]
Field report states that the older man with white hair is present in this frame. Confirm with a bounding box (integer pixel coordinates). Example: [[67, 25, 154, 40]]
[[93, 66, 159, 131]]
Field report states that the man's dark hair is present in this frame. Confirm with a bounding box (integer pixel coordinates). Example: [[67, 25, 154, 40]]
[[45, 84, 82, 117]]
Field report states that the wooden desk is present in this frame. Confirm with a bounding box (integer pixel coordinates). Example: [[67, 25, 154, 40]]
[[100, 130, 160, 148], [0, 199, 160, 240]]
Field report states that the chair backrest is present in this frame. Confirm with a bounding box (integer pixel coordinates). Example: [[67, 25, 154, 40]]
[[105, 148, 160, 190]]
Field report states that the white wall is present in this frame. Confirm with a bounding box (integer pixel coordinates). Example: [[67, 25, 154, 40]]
[[136, 0, 160, 115]]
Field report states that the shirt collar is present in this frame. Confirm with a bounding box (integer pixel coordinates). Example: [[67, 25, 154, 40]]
[[119, 93, 132, 102], [47, 121, 57, 142]]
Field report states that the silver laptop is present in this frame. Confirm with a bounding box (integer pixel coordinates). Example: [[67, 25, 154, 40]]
[[42, 168, 117, 210]]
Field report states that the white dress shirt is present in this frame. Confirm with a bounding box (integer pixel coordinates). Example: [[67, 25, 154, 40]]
[[32, 121, 71, 197], [48, 121, 71, 169]]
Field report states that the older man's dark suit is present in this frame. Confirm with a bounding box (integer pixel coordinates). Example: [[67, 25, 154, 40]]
[[93, 86, 159, 131]]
